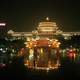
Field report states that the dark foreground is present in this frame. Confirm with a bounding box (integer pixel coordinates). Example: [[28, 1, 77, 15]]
[[0, 58, 80, 80]]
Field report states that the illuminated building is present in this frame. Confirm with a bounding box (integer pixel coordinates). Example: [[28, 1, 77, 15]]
[[7, 17, 80, 70], [0, 22, 7, 38]]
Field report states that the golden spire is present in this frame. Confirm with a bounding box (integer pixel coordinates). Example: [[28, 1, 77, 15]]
[[46, 17, 49, 21]]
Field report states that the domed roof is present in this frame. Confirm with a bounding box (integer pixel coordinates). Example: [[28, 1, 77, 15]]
[[7, 30, 14, 34], [37, 17, 58, 32]]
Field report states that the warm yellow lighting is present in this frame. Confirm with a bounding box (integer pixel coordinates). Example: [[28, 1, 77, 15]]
[[26, 41, 33, 48], [29, 48, 34, 61], [29, 48, 34, 54], [40, 48, 43, 53], [46, 17, 49, 21], [48, 44, 51, 47], [24, 60, 29, 66], [52, 39, 61, 48], [54, 39, 58, 42], [34, 44, 37, 47], [27, 37, 31, 41]]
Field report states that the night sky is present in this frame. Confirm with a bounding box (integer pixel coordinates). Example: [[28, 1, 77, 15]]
[[0, 0, 80, 32]]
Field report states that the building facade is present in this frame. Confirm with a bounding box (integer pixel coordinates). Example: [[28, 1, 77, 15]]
[[7, 17, 80, 69]]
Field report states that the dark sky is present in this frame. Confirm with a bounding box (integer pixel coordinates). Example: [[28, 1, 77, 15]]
[[0, 0, 80, 32]]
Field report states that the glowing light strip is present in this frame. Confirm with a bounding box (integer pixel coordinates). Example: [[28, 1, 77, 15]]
[[0, 23, 6, 26]]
